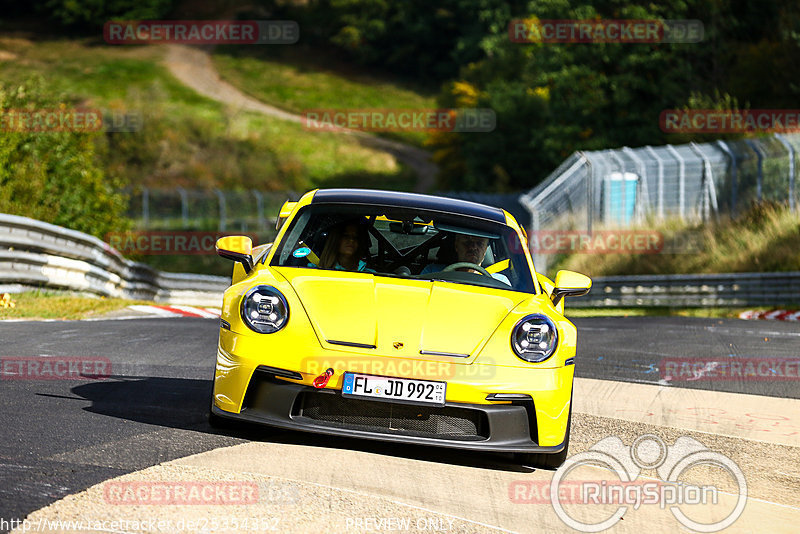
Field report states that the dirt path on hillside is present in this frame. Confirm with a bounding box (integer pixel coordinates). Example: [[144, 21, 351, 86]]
[[163, 44, 437, 192]]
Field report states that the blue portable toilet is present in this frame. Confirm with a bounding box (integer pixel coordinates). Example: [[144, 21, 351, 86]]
[[605, 172, 638, 224]]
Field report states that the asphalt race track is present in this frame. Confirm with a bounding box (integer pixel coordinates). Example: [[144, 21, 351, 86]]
[[573, 317, 800, 399], [1, 316, 799, 533]]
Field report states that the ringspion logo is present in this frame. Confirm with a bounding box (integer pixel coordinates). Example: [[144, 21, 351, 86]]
[[510, 479, 686, 504], [547, 434, 746, 532]]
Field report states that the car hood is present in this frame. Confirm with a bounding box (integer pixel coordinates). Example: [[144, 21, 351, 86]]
[[274, 267, 526, 358]]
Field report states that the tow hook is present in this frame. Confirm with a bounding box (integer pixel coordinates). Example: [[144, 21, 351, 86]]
[[312, 368, 335, 388]]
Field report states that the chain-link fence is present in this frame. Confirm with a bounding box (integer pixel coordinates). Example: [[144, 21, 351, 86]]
[[520, 133, 800, 272], [127, 188, 300, 239]]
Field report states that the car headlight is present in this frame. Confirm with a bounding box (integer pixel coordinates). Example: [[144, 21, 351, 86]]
[[511, 314, 558, 362], [241, 286, 289, 334]]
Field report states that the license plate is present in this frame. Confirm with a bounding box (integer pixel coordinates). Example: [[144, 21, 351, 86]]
[[342, 373, 446, 406]]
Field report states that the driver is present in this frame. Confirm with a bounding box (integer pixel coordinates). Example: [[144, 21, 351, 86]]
[[421, 233, 510, 285]]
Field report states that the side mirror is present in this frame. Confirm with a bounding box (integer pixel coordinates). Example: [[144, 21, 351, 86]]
[[216, 236, 254, 273], [552, 270, 592, 306]]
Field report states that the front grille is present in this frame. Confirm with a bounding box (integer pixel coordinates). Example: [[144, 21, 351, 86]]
[[294, 392, 488, 440]]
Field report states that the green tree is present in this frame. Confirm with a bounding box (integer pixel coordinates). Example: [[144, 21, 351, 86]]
[[285, 0, 800, 191], [266, 0, 522, 81], [42, 0, 175, 29], [431, 1, 697, 189], [0, 77, 129, 237]]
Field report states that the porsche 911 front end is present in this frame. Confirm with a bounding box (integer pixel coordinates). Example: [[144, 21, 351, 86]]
[[210, 189, 590, 468]]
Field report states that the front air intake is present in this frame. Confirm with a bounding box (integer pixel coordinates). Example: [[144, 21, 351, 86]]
[[293, 392, 489, 440]]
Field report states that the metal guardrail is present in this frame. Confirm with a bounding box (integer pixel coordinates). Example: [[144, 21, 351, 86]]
[[574, 271, 800, 308], [3, 213, 797, 309], [0, 214, 229, 306]]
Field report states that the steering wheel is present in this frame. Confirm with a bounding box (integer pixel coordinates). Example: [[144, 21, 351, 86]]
[[442, 262, 492, 277]]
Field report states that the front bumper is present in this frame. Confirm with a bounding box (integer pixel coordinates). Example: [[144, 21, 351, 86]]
[[212, 368, 568, 453]]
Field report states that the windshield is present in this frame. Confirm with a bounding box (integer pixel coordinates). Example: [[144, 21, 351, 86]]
[[270, 203, 536, 294]]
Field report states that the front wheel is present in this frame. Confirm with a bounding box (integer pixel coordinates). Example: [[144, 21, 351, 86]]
[[208, 368, 237, 430], [208, 403, 237, 429]]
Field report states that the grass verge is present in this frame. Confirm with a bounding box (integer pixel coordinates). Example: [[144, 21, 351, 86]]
[[551, 202, 800, 277], [212, 44, 437, 147], [0, 35, 413, 191], [0, 291, 151, 320]]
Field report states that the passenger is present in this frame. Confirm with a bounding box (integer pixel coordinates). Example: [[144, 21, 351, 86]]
[[422, 233, 510, 285], [315, 221, 374, 272]]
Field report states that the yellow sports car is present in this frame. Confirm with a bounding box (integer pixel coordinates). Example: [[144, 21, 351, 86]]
[[211, 189, 591, 468]]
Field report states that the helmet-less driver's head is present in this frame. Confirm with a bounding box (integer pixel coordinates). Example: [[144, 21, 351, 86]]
[[454, 233, 488, 265]]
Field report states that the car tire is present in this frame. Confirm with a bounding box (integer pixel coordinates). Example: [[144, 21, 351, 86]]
[[208, 370, 236, 430], [208, 404, 236, 429]]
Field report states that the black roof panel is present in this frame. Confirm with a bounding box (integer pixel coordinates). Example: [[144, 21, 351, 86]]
[[312, 189, 507, 224]]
